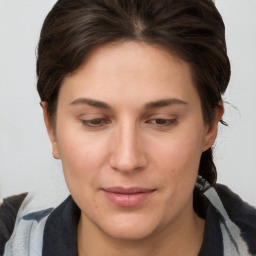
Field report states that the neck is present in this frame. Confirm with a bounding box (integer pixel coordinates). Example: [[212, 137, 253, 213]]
[[77, 205, 205, 256]]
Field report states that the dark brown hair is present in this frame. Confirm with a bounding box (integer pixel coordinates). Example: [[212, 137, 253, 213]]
[[37, 0, 231, 186]]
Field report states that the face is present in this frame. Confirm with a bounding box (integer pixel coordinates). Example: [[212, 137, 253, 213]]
[[44, 41, 219, 241]]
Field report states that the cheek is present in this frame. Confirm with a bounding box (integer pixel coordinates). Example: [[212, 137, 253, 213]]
[[56, 127, 110, 184], [158, 134, 203, 162], [150, 128, 204, 181]]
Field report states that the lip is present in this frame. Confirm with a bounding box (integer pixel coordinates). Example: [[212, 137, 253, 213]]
[[101, 187, 156, 207]]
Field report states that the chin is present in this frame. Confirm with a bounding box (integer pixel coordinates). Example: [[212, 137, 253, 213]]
[[97, 213, 162, 241], [103, 226, 157, 241]]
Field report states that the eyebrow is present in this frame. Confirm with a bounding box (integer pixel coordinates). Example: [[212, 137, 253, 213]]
[[144, 98, 188, 109], [70, 98, 111, 109], [70, 97, 188, 110]]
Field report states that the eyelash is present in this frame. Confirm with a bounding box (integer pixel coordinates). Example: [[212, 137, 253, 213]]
[[147, 118, 178, 127], [81, 118, 177, 129], [81, 118, 110, 128]]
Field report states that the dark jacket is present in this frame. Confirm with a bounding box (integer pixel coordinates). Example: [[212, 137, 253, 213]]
[[1, 184, 256, 256]]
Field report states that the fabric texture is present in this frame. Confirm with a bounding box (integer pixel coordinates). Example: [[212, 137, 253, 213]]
[[1, 183, 256, 256], [0, 193, 27, 256]]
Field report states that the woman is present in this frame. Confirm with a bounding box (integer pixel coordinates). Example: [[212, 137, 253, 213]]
[[1, 0, 255, 255]]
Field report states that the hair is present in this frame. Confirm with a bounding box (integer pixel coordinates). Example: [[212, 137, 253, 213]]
[[37, 0, 231, 187]]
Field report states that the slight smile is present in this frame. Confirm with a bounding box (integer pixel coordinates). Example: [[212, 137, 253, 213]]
[[101, 187, 157, 207]]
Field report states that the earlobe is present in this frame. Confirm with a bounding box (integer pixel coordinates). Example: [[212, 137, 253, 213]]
[[202, 102, 224, 152], [41, 102, 60, 159]]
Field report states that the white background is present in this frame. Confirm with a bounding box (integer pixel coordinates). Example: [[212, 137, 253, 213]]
[[0, 0, 255, 206]]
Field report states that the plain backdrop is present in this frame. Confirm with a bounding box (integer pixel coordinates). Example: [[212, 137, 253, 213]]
[[0, 0, 255, 206]]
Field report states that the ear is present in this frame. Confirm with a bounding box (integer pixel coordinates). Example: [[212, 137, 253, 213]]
[[41, 102, 60, 159], [202, 101, 224, 152]]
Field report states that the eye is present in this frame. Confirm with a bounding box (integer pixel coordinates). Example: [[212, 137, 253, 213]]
[[147, 118, 178, 127], [82, 118, 111, 128]]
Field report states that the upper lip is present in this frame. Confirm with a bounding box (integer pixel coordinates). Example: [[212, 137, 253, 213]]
[[102, 187, 156, 194]]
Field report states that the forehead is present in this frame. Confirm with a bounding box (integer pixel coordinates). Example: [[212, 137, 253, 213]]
[[60, 41, 200, 108]]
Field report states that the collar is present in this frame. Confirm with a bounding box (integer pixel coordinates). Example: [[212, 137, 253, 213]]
[[42, 195, 80, 256], [42, 190, 223, 256]]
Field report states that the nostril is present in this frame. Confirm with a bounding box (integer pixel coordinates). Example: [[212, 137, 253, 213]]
[[109, 126, 147, 172], [110, 151, 147, 173]]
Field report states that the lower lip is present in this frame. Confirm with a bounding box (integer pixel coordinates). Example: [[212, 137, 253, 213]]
[[102, 190, 155, 207]]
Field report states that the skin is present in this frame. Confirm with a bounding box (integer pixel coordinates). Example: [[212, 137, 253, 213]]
[[43, 41, 223, 256]]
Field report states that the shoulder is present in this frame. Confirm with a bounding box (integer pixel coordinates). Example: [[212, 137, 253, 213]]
[[214, 184, 256, 253], [205, 184, 256, 255], [0, 193, 27, 255], [1, 193, 56, 256], [214, 184, 256, 219]]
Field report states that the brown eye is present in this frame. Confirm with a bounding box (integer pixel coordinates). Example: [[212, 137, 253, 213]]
[[82, 118, 110, 128], [154, 119, 168, 125], [89, 118, 104, 126], [150, 118, 177, 126]]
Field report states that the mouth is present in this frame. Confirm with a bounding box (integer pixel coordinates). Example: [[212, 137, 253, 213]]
[[101, 187, 156, 207]]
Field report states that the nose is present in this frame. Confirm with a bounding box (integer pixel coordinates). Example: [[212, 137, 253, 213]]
[[110, 123, 147, 173]]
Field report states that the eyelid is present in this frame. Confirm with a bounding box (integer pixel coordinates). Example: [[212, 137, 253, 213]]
[[144, 112, 178, 119], [147, 118, 177, 125], [144, 112, 179, 129], [81, 117, 111, 129], [77, 112, 106, 119]]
